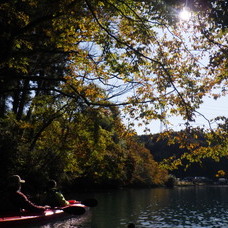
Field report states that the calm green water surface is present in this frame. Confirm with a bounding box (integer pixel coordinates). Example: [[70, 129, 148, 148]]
[[37, 186, 228, 228]]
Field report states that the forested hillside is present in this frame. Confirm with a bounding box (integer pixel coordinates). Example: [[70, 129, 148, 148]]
[[0, 103, 168, 190], [139, 130, 228, 179]]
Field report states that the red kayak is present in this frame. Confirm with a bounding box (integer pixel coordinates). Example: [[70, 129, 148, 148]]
[[0, 202, 87, 227]]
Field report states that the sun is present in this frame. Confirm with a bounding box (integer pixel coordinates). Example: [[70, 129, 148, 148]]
[[179, 7, 191, 21]]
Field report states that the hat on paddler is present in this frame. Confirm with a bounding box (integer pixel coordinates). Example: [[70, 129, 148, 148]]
[[8, 175, 25, 185]]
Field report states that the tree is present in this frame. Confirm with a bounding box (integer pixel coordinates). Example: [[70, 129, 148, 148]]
[[0, 0, 227, 184], [1, 0, 226, 122], [0, 90, 167, 188], [151, 117, 228, 171]]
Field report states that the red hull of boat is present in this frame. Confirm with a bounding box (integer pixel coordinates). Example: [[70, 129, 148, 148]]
[[0, 204, 87, 227]]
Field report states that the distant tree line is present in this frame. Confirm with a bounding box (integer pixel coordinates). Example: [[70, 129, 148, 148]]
[[139, 124, 228, 179]]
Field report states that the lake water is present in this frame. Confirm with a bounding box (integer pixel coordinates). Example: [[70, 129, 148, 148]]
[[37, 186, 228, 228]]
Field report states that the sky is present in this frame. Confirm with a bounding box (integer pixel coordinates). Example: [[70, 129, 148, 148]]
[[134, 95, 228, 135], [101, 5, 227, 136], [129, 9, 228, 135]]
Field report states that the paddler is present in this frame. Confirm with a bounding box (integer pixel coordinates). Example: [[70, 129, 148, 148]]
[[44, 179, 69, 207], [0, 175, 49, 215]]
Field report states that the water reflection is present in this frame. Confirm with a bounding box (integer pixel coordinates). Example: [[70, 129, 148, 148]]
[[26, 212, 91, 228], [29, 186, 228, 228], [135, 187, 228, 228], [89, 187, 228, 228]]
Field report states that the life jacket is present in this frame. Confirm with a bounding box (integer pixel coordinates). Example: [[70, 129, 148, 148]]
[[44, 188, 68, 208]]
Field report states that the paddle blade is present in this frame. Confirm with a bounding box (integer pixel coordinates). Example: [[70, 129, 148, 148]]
[[81, 198, 98, 207], [63, 206, 86, 215]]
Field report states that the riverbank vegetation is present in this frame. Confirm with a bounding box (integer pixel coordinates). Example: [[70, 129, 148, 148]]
[[0, 102, 168, 191], [0, 0, 227, 191]]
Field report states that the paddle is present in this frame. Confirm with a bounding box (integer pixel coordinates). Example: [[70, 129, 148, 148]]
[[62, 206, 86, 215], [81, 198, 98, 207], [62, 198, 97, 215]]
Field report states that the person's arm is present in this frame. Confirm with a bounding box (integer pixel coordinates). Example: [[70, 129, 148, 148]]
[[15, 191, 47, 212]]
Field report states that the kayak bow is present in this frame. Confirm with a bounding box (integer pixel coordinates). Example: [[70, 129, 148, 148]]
[[0, 203, 87, 227]]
